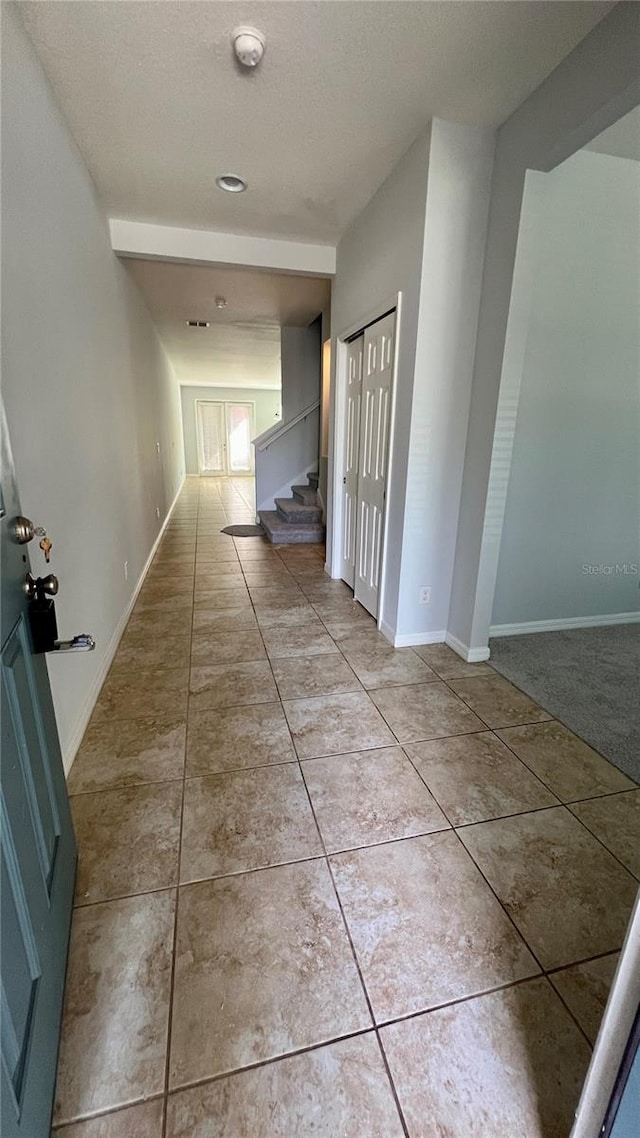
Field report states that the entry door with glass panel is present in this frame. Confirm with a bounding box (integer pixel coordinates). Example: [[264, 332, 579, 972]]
[[196, 401, 255, 475]]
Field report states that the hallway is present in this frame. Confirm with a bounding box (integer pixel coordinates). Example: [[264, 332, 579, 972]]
[[53, 477, 639, 1137]]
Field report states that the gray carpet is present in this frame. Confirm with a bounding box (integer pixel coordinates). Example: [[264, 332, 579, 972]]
[[489, 624, 640, 783]]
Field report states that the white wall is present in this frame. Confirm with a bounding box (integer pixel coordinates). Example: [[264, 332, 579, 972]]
[[280, 322, 321, 421], [396, 120, 495, 641], [329, 122, 494, 643], [1, 7, 185, 769], [448, 2, 640, 655], [491, 151, 640, 628], [180, 385, 281, 475], [330, 128, 432, 633]]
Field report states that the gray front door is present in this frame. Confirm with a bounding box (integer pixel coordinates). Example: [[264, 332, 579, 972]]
[[1, 406, 77, 1137]]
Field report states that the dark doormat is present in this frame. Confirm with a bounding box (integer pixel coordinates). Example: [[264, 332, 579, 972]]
[[221, 524, 265, 537]]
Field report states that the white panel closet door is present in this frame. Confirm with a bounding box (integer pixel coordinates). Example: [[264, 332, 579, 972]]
[[354, 311, 395, 617], [341, 335, 363, 588], [196, 401, 226, 474]]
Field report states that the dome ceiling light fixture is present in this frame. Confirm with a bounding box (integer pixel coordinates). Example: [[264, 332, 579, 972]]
[[233, 26, 266, 69], [216, 173, 247, 193], [215, 296, 227, 309]]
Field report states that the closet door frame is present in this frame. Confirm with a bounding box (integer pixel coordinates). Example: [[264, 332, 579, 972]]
[[328, 291, 401, 635]]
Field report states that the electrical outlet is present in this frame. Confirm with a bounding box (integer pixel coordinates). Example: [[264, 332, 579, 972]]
[[155, 506, 161, 519], [123, 561, 129, 582], [419, 586, 431, 605]]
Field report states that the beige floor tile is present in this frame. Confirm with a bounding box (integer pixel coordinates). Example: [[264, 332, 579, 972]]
[[406, 732, 558, 825], [186, 702, 296, 775], [459, 807, 638, 969], [238, 548, 282, 562], [411, 642, 494, 679], [53, 1099, 164, 1137], [496, 721, 636, 801], [135, 592, 193, 615], [331, 832, 537, 1022], [272, 653, 361, 699], [169, 861, 371, 1086], [53, 891, 174, 1125], [303, 747, 449, 852], [569, 790, 640, 877], [301, 582, 356, 603], [111, 633, 191, 674], [448, 675, 551, 728], [92, 667, 189, 721], [549, 952, 619, 1043], [137, 576, 194, 599], [195, 549, 240, 563], [193, 586, 250, 610], [126, 610, 193, 639], [194, 567, 244, 587], [326, 625, 393, 652], [189, 660, 278, 712], [146, 562, 195, 580], [242, 570, 294, 589], [190, 628, 266, 667], [73, 782, 182, 904], [343, 646, 437, 689], [166, 1034, 403, 1138], [261, 621, 339, 659], [311, 599, 375, 625], [68, 713, 186, 794], [283, 691, 396, 759], [381, 978, 591, 1138], [181, 765, 322, 881], [369, 681, 484, 743], [255, 605, 320, 629], [192, 605, 257, 634], [249, 584, 305, 603]]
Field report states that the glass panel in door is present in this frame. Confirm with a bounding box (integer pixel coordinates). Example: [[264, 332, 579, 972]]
[[197, 401, 226, 475], [226, 403, 254, 473]]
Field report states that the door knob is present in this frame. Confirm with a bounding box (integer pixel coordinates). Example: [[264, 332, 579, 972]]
[[25, 572, 59, 600], [14, 516, 41, 544]]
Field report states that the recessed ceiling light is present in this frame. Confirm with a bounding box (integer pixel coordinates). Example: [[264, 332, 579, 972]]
[[216, 174, 247, 193], [215, 296, 227, 309]]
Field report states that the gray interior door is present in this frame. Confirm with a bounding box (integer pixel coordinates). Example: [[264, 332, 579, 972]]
[[1, 406, 77, 1137]]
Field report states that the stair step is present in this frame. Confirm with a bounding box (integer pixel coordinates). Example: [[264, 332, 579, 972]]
[[291, 484, 318, 506], [307, 471, 319, 490], [259, 510, 324, 546], [275, 498, 323, 525]]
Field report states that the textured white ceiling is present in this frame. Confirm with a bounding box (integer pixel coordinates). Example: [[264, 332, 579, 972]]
[[124, 259, 329, 387], [20, 0, 613, 244], [585, 106, 640, 162]]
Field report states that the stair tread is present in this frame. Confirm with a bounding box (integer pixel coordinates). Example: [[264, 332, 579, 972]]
[[259, 510, 324, 546], [275, 497, 320, 517]]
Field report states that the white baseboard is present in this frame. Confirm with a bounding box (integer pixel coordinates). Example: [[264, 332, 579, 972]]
[[490, 611, 640, 638], [380, 623, 447, 649], [445, 631, 491, 664], [62, 477, 185, 775]]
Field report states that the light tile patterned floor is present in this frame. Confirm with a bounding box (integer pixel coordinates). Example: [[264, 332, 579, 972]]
[[54, 477, 639, 1137]]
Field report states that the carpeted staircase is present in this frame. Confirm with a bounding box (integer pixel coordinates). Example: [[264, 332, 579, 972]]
[[259, 472, 325, 544]]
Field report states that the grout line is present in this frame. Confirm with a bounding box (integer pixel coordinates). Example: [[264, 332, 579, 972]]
[[295, 732, 411, 1136], [160, 491, 196, 1138]]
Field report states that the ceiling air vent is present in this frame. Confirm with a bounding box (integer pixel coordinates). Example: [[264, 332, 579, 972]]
[[186, 320, 210, 328]]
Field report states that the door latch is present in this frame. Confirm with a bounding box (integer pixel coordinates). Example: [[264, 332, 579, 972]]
[[25, 573, 95, 654]]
